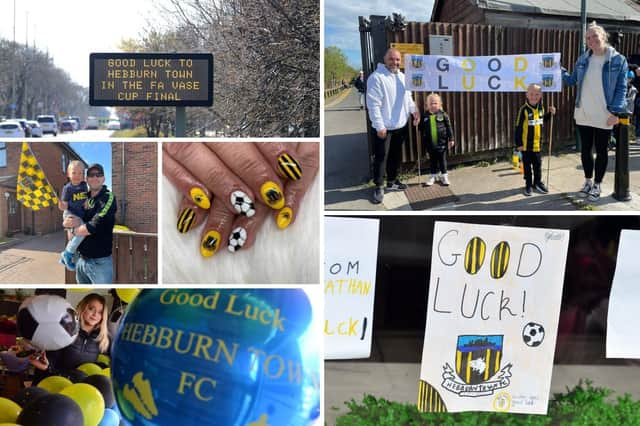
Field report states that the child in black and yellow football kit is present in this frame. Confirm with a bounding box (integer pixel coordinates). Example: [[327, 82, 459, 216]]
[[421, 93, 455, 186], [515, 84, 556, 196]]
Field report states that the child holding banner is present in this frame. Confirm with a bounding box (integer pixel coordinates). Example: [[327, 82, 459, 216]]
[[420, 93, 455, 186], [514, 83, 555, 196]]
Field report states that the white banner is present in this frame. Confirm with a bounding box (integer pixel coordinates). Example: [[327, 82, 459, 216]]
[[405, 53, 561, 92], [324, 217, 380, 360], [419, 222, 569, 415], [607, 230, 640, 359]]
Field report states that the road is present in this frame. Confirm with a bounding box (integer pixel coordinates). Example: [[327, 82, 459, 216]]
[[0, 231, 66, 284], [324, 89, 382, 210], [39, 129, 115, 140]]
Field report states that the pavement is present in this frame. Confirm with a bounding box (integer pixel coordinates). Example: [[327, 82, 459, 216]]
[[325, 89, 640, 211], [0, 230, 66, 284]]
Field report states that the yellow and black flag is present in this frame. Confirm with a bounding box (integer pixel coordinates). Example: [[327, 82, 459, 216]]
[[16, 142, 58, 210]]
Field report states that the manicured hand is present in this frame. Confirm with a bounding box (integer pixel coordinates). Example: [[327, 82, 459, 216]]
[[273, 142, 319, 229], [204, 142, 286, 210], [163, 143, 257, 217]]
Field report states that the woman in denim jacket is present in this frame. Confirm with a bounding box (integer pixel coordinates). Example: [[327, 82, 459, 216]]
[[563, 22, 628, 202]]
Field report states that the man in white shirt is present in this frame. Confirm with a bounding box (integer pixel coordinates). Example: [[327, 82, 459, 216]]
[[367, 48, 420, 204]]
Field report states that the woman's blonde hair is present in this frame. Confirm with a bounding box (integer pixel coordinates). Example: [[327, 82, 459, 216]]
[[587, 21, 609, 45], [77, 293, 109, 353]]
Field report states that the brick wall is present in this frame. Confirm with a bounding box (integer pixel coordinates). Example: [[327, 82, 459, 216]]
[[0, 142, 83, 235], [111, 143, 157, 233]]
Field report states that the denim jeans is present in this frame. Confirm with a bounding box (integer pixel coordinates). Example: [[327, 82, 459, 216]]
[[63, 210, 85, 253], [635, 97, 640, 137], [76, 255, 113, 284]]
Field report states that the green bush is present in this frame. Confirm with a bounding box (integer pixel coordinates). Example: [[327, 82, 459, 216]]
[[335, 380, 640, 426]]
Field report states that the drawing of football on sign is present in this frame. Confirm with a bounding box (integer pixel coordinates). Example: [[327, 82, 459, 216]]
[[522, 322, 545, 347]]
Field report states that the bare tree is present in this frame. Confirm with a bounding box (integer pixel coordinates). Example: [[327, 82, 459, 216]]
[[161, 0, 319, 137]]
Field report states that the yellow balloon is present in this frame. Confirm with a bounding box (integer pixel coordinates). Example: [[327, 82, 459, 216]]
[[37, 375, 73, 393], [101, 367, 111, 377], [116, 288, 140, 303], [0, 423, 22, 426], [0, 397, 21, 422], [77, 363, 104, 377], [60, 383, 105, 426], [97, 354, 111, 366]]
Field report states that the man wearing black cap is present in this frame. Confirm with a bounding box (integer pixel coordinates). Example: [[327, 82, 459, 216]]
[[62, 163, 117, 284]]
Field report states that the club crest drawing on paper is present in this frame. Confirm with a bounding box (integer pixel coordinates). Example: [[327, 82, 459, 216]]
[[442, 335, 512, 397]]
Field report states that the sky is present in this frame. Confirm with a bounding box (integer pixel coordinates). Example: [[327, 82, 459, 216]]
[[0, 0, 166, 87], [68, 142, 112, 188], [324, 0, 435, 69]]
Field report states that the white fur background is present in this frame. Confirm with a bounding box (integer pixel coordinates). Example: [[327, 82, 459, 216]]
[[162, 173, 320, 284]]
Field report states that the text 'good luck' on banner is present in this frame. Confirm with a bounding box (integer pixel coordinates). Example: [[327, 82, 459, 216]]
[[606, 230, 640, 359], [419, 222, 569, 415], [324, 217, 380, 360], [405, 53, 561, 92]]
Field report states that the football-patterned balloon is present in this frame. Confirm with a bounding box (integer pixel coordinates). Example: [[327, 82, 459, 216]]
[[17, 295, 79, 351]]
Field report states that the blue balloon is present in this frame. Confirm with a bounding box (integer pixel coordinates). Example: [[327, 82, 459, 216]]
[[99, 408, 120, 426], [111, 289, 320, 426]]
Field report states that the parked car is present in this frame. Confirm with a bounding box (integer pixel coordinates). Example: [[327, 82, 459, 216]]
[[36, 115, 57, 136], [14, 119, 32, 137], [67, 116, 80, 131], [86, 116, 99, 130], [0, 122, 25, 138], [107, 120, 121, 130], [27, 120, 43, 137], [59, 120, 75, 133]]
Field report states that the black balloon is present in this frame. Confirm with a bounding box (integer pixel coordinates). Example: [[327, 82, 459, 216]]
[[60, 369, 89, 383], [12, 386, 49, 408], [17, 393, 84, 426], [82, 374, 115, 408], [94, 361, 109, 369]]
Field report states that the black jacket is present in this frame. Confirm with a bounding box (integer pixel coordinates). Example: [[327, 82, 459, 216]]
[[421, 110, 454, 153], [78, 185, 117, 259], [32, 328, 103, 384], [355, 77, 366, 93]]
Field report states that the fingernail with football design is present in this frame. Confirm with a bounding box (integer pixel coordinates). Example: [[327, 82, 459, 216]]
[[200, 231, 221, 257], [260, 181, 285, 209], [230, 191, 256, 217], [190, 187, 211, 210], [276, 207, 293, 230], [277, 153, 303, 181], [228, 227, 247, 253], [177, 207, 197, 233]]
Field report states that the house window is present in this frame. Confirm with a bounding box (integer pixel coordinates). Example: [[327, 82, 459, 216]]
[[8, 196, 16, 214], [0, 143, 6, 167], [61, 154, 68, 174]]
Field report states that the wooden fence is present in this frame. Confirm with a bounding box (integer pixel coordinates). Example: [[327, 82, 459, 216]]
[[64, 231, 157, 284]]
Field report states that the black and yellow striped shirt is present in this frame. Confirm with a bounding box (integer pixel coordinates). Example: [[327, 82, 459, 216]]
[[514, 102, 549, 152]]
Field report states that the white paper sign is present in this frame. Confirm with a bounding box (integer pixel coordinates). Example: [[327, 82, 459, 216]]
[[419, 222, 569, 414], [324, 217, 380, 359], [607, 229, 640, 358], [405, 53, 561, 92]]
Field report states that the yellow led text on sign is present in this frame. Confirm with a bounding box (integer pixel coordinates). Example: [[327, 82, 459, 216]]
[[90, 54, 212, 105]]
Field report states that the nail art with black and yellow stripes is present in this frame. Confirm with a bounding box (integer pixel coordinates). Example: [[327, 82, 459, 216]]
[[177, 207, 196, 233], [277, 153, 303, 181], [200, 231, 221, 257]]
